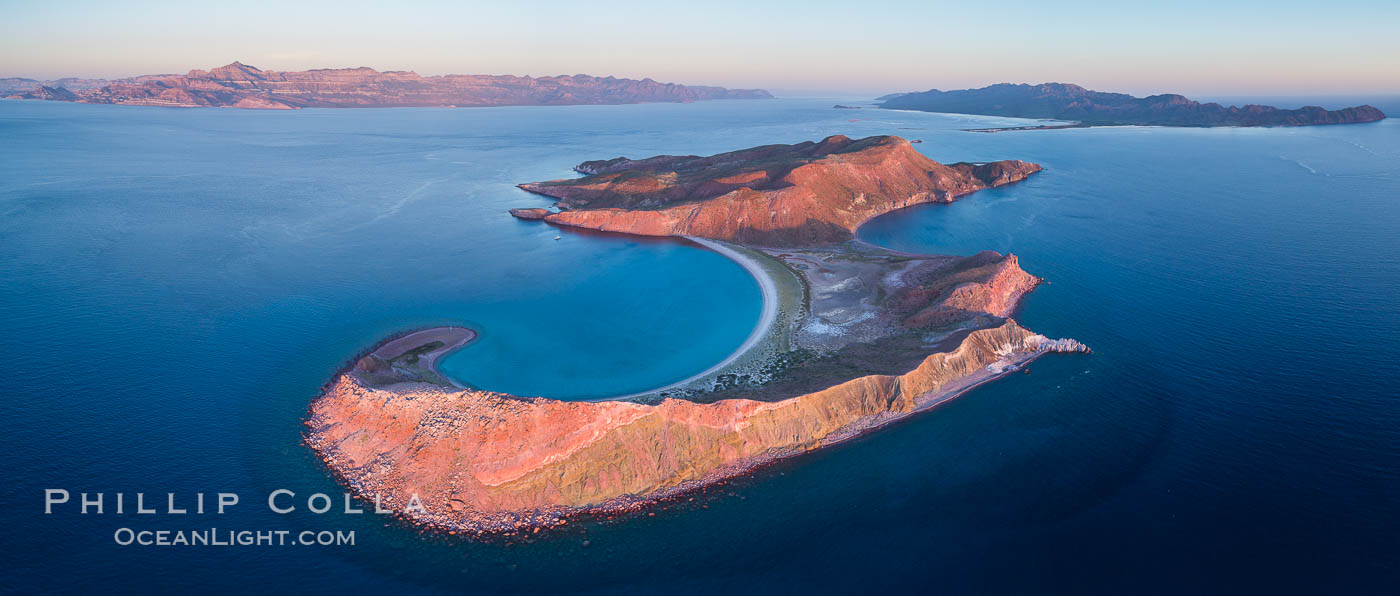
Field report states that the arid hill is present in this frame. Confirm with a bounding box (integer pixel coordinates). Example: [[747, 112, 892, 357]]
[[8, 62, 771, 109], [516, 134, 1041, 245]]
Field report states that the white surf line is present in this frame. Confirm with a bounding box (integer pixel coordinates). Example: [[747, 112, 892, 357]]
[[602, 236, 780, 401]]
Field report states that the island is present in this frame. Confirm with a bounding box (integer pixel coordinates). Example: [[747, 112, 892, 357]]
[[4, 61, 772, 109], [305, 135, 1089, 535], [514, 134, 1040, 245], [879, 82, 1386, 127]]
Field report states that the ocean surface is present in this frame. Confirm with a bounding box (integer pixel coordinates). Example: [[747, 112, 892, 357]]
[[1, 98, 1397, 594]]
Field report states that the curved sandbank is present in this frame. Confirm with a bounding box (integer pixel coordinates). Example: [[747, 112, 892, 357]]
[[371, 327, 476, 369], [354, 238, 793, 402], [347, 326, 477, 388], [608, 237, 784, 400]]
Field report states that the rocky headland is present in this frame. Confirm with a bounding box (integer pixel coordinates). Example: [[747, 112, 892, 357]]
[[515, 134, 1041, 246], [5, 62, 772, 109], [879, 82, 1387, 127], [305, 136, 1088, 535]]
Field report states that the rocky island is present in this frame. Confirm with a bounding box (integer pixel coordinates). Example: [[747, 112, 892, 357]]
[[515, 134, 1040, 245], [5, 61, 771, 109], [305, 135, 1088, 535], [879, 82, 1386, 127]]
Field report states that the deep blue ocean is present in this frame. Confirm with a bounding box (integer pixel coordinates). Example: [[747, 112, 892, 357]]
[[1, 98, 1397, 594]]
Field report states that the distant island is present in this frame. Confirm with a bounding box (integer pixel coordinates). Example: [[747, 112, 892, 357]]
[[1, 61, 772, 109], [513, 134, 1041, 245], [305, 135, 1089, 535], [879, 82, 1386, 127]]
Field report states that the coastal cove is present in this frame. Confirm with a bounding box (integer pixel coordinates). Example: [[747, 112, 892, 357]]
[[3, 98, 1398, 593], [297, 132, 1099, 533]]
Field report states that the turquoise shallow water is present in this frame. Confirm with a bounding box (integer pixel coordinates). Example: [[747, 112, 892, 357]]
[[1, 98, 1397, 593]]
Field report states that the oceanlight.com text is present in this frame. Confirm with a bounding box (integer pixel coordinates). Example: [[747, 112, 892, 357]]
[[113, 528, 355, 547]]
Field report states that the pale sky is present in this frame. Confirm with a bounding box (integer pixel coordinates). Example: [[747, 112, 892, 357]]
[[2, 0, 1397, 96]]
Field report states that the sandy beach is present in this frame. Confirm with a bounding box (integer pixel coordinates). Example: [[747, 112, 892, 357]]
[[606, 237, 786, 400]]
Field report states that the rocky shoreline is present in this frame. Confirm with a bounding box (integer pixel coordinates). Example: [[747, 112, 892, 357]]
[[303, 243, 1089, 535], [303, 136, 1089, 536], [512, 134, 1041, 246], [305, 319, 1088, 535]]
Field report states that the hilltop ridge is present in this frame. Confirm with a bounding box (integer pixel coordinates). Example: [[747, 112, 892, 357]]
[[880, 82, 1386, 127], [515, 134, 1041, 246], [6, 62, 772, 109]]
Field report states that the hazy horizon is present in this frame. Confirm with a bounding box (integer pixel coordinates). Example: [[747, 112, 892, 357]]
[[3, 0, 1398, 97]]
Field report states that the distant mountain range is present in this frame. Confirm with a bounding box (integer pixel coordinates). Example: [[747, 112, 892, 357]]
[[1, 62, 772, 109], [879, 83, 1386, 127]]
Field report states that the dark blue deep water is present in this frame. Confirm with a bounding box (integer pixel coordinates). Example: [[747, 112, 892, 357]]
[[2, 99, 1397, 594]]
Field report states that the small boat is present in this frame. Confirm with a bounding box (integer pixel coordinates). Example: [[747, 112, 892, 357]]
[[553, 236, 561, 240]]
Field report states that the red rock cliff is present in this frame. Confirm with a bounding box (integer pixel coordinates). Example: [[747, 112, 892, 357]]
[[305, 320, 1087, 532], [892, 251, 1042, 327], [516, 135, 1041, 246]]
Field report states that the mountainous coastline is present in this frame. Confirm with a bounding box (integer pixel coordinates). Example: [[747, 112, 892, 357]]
[[514, 134, 1041, 245], [2, 62, 772, 109], [0, 76, 112, 94], [879, 83, 1387, 127]]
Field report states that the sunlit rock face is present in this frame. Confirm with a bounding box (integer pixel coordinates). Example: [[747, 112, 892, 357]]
[[305, 320, 1088, 533], [516, 135, 1041, 246]]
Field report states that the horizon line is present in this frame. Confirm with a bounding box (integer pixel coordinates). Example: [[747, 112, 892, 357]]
[[4, 61, 1399, 100]]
